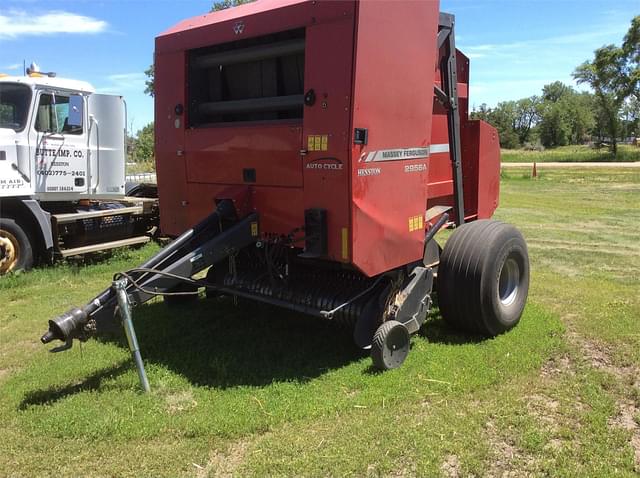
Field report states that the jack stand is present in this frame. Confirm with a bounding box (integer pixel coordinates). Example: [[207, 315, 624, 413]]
[[113, 278, 151, 393]]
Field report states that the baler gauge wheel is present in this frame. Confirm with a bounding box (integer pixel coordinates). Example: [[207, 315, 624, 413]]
[[371, 320, 410, 370]]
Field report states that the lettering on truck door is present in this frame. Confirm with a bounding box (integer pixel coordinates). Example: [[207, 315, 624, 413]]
[[31, 91, 88, 194]]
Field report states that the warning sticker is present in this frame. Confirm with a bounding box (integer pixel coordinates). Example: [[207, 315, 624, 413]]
[[307, 135, 329, 152], [408, 214, 424, 232]]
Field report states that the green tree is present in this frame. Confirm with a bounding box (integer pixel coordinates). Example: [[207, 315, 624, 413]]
[[542, 81, 571, 103], [470, 103, 491, 122], [133, 122, 154, 162], [514, 96, 540, 144], [573, 15, 640, 154], [211, 0, 254, 11], [472, 98, 540, 148], [621, 96, 640, 138], [539, 102, 570, 147], [487, 101, 520, 149], [537, 82, 596, 146], [144, 64, 154, 97]]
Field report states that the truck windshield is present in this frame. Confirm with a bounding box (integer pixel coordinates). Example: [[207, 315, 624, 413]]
[[0, 83, 32, 132]]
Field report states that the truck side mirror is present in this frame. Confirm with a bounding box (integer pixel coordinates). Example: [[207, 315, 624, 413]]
[[68, 95, 83, 127]]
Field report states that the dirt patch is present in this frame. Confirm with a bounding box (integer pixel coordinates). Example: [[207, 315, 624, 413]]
[[524, 394, 562, 429], [567, 331, 639, 383], [565, 330, 640, 471], [196, 439, 250, 478], [165, 390, 197, 415], [440, 454, 461, 478], [483, 419, 535, 477], [608, 401, 640, 471], [540, 353, 574, 378]]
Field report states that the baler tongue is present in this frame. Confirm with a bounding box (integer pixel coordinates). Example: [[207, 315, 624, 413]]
[[40, 197, 260, 373]]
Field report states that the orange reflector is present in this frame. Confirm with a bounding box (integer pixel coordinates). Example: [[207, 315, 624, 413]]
[[341, 227, 349, 260]]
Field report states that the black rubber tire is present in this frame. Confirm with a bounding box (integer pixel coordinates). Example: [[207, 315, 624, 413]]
[[437, 220, 529, 336], [371, 320, 410, 370], [0, 217, 34, 274]]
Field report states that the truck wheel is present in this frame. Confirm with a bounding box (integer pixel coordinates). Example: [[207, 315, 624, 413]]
[[437, 220, 529, 336], [371, 320, 410, 370], [0, 218, 34, 274]]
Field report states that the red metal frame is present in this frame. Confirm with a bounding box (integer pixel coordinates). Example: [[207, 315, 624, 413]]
[[154, 0, 500, 277]]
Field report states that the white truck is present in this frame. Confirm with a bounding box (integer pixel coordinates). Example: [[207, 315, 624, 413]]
[[0, 69, 158, 275]]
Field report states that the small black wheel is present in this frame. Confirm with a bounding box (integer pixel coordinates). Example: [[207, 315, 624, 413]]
[[0, 218, 33, 275], [438, 220, 530, 336], [371, 320, 410, 370]]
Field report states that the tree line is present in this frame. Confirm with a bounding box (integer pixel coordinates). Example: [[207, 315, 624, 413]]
[[472, 16, 639, 154]]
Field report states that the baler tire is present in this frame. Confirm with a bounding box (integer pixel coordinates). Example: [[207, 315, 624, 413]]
[[437, 220, 529, 336], [371, 320, 410, 370], [0, 218, 34, 275]]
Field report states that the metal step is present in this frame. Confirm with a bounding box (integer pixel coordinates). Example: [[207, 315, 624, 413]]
[[60, 236, 151, 257], [53, 206, 144, 224]]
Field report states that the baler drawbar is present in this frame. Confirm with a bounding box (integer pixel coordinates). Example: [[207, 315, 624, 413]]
[[40, 0, 530, 386]]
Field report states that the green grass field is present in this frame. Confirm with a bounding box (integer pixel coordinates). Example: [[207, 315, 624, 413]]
[[1, 168, 639, 476], [501, 144, 640, 163]]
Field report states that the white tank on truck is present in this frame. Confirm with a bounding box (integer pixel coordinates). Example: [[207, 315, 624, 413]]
[[0, 64, 158, 274]]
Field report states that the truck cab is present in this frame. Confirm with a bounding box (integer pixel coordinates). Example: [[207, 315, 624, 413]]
[[0, 71, 157, 274], [0, 74, 126, 199]]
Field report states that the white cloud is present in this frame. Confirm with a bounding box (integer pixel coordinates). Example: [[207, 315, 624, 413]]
[[3, 63, 22, 71], [460, 26, 626, 59], [0, 10, 108, 40], [96, 73, 147, 94]]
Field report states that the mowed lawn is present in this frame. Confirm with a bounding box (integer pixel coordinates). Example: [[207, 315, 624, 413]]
[[0, 168, 639, 477]]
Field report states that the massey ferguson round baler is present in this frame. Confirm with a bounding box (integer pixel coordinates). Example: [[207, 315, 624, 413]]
[[41, 0, 529, 379]]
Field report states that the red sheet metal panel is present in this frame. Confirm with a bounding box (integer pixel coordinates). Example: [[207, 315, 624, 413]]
[[349, 0, 440, 276], [184, 124, 303, 188], [461, 120, 500, 219], [155, 50, 188, 236], [301, 8, 355, 263]]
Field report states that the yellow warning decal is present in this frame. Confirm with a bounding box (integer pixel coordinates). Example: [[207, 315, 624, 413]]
[[408, 214, 424, 232], [307, 135, 329, 151], [341, 227, 349, 260], [251, 222, 259, 237]]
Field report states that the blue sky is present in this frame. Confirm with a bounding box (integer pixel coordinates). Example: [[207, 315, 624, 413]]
[[0, 0, 637, 133]]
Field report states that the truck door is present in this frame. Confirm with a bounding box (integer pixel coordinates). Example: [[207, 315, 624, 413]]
[[31, 91, 88, 194], [87, 94, 126, 196]]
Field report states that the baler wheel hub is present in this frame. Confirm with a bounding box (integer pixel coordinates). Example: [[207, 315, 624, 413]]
[[498, 255, 520, 307]]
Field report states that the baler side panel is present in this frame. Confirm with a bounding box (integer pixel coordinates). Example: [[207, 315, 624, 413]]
[[184, 125, 303, 188], [350, 0, 440, 277], [302, 11, 356, 262], [155, 50, 188, 237], [476, 120, 500, 218]]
